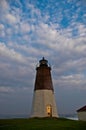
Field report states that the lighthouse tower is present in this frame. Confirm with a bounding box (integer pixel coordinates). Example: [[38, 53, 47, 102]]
[[31, 57, 58, 117]]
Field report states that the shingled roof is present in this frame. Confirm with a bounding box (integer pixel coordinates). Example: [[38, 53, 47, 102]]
[[77, 105, 86, 112]]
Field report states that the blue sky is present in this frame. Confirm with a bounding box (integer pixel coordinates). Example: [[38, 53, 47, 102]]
[[0, 0, 86, 118]]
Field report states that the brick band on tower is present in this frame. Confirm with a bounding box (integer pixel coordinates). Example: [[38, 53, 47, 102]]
[[34, 57, 54, 91]]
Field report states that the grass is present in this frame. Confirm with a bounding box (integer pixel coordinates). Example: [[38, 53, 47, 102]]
[[0, 117, 86, 130]]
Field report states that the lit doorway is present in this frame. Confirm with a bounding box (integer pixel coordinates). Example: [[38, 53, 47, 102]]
[[46, 105, 52, 117]]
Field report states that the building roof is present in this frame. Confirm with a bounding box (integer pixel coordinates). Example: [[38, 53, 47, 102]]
[[77, 105, 86, 112]]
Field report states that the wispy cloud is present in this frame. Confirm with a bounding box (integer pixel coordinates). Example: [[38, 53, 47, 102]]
[[0, 86, 14, 93], [0, 42, 27, 63], [54, 73, 86, 90]]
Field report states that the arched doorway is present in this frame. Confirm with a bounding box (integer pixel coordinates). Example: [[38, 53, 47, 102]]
[[46, 105, 52, 117]]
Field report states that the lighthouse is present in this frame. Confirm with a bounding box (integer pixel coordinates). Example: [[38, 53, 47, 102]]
[[31, 57, 58, 117]]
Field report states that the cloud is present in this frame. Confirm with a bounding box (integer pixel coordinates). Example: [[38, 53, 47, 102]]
[[0, 0, 9, 11], [0, 24, 4, 30], [31, 22, 86, 57], [20, 22, 31, 33], [5, 13, 17, 24], [77, 24, 86, 37], [0, 19, 86, 91], [0, 24, 5, 37], [26, 2, 42, 19], [0, 86, 14, 93], [0, 60, 34, 88], [0, 42, 27, 63], [0, 41, 36, 88], [54, 73, 86, 89], [0, 0, 21, 27], [0, 1, 86, 91]]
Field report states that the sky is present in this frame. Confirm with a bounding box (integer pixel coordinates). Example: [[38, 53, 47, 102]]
[[0, 0, 86, 118]]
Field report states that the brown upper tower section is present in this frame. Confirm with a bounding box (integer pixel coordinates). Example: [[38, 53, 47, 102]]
[[34, 57, 54, 91]]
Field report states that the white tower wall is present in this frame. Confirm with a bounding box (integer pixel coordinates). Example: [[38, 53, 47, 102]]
[[31, 90, 58, 117]]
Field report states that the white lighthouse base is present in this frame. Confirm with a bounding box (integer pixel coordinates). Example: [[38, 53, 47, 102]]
[[31, 90, 58, 117]]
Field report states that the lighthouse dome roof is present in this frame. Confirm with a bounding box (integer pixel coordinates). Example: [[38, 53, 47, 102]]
[[39, 57, 48, 67]]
